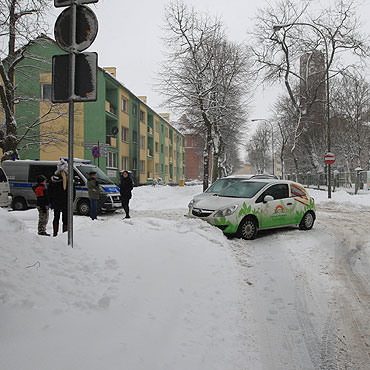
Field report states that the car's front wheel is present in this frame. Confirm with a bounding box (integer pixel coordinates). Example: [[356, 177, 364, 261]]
[[238, 217, 258, 240], [77, 199, 90, 216], [299, 211, 315, 230]]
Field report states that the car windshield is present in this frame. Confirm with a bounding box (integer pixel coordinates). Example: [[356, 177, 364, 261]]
[[205, 178, 248, 193], [218, 181, 267, 198], [76, 165, 114, 185]]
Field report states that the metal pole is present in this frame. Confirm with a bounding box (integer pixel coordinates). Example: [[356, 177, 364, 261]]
[[98, 140, 100, 168], [271, 126, 275, 176], [67, 2, 77, 248], [326, 54, 331, 199]]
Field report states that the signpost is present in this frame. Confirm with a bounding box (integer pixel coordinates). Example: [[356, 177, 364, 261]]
[[52, 0, 99, 247]]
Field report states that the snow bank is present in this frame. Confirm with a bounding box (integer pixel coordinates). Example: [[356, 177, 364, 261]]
[[307, 188, 370, 210], [0, 185, 245, 370]]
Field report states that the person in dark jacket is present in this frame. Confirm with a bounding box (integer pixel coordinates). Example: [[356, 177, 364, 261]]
[[119, 170, 133, 219], [87, 171, 100, 220], [32, 175, 50, 236], [48, 173, 68, 236]]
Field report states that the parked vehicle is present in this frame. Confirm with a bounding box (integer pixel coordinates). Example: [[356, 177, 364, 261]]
[[2, 159, 121, 215], [0, 166, 11, 207], [187, 174, 278, 208], [188, 179, 315, 240]]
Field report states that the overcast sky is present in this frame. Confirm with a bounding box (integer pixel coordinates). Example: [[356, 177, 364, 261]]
[[51, 0, 370, 124]]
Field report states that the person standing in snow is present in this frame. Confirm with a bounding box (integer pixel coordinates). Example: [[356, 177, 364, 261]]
[[48, 160, 69, 236], [87, 171, 100, 220], [32, 175, 50, 236], [119, 170, 133, 219]]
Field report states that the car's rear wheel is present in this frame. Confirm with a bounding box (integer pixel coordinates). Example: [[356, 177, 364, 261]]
[[238, 217, 258, 240], [77, 199, 90, 216], [299, 211, 315, 230], [12, 197, 27, 211]]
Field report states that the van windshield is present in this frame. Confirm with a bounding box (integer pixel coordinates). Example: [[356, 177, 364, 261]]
[[76, 165, 114, 185]]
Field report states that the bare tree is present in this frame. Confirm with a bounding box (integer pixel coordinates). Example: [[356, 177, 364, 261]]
[[158, 1, 250, 190], [247, 123, 271, 174], [251, 0, 369, 187], [0, 0, 67, 161]]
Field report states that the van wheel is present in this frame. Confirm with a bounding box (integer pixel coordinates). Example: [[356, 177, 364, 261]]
[[13, 197, 27, 211], [238, 217, 258, 240], [299, 211, 315, 230], [77, 199, 90, 216]]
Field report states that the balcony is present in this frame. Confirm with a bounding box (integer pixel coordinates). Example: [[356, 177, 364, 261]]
[[105, 101, 117, 116], [147, 148, 153, 157], [147, 126, 153, 135], [106, 136, 117, 148]]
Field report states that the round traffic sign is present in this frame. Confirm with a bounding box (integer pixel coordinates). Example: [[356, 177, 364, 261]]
[[92, 145, 100, 159], [324, 152, 335, 165], [54, 5, 98, 52]]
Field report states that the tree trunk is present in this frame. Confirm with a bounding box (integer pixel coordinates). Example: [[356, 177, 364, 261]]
[[203, 128, 212, 192], [212, 152, 219, 184]]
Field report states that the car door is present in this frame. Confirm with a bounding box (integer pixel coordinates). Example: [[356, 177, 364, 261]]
[[255, 183, 292, 229], [290, 183, 310, 224], [0, 167, 9, 206]]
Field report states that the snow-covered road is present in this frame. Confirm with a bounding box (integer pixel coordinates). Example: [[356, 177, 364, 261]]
[[1, 185, 370, 369]]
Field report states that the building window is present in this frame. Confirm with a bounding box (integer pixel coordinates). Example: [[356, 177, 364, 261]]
[[140, 135, 145, 149], [161, 144, 164, 154], [140, 110, 145, 122], [121, 156, 128, 171], [161, 164, 164, 173], [161, 124, 164, 134], [155, 141, 159, 153], [155, 120, 159, 133], [132, 104, 137, 116], [155, 163, 159, 174], [165, 127, 169, 137], [121, 97, 128, 112], [107, 152, 118, 168], [121, 127, 129, 142], [133, 158, 138, 170], [140, 160, 145, 174], [41, 83, 51, 100], [133, 131, 137, 143]]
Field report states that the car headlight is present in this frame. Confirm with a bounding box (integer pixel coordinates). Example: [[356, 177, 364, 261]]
[[214, 205, 238, 217], [188, 200, 195, 209]]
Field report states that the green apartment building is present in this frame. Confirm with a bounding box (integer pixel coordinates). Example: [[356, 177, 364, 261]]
[[2, 36, 185, 184]]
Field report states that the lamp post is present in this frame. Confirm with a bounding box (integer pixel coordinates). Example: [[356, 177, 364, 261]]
[[273, 22, 332, 198], [251, 118, 274, 175]]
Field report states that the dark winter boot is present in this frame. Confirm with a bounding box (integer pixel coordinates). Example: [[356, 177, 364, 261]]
[[62, 224, 68, 233], [53, 221, 59, 237]]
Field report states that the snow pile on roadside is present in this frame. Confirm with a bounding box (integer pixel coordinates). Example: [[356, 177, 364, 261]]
[[307, 188, 370, 210], [131, 184, 203, 211], [0, 196, 245, 370]]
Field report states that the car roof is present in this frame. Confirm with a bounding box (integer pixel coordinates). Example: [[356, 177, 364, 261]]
[[224, 174, 254, 179]]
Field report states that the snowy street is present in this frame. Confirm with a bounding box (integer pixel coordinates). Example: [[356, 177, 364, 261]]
[[1, 185, 370, 369]]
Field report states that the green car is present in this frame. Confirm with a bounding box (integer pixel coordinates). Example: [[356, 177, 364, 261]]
[[188, 179, 316, 240]]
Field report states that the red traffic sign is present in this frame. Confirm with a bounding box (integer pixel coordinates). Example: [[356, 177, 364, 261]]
[[92, 145, 100, 159], [324, 152, 335, 165]]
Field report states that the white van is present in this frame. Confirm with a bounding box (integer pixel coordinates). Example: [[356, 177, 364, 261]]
[[2, 159, 122, 214], [0, 166, 11, 207]]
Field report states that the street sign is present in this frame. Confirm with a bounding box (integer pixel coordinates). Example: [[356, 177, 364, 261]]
[[92, 145, 100, 158], [52, 52, 98, 103], [54, 0, 98, 7], [54, 5, 98, 52], [324, 152, 336, 165]]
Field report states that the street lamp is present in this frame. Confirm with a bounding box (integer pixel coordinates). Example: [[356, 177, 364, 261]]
[[251, 118, 275, 175], [273, 22, 332, 198]]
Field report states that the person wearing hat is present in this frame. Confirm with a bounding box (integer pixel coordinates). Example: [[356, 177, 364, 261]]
[[119, 170, 133, 219], [49, 174, 68, 237], [32, 175, 50, 236], [87, 171, 100, 220]]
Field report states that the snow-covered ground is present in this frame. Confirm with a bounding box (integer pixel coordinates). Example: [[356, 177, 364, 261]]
[[1, 184, 370, 369]]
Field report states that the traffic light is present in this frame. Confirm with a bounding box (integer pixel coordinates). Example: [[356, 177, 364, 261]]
[[52, 1, 98, 103], [52, 53, 97, 103], [54, 0, 98, 7]]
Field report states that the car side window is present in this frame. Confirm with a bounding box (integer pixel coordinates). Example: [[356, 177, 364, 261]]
[[256, 184, 289, 203], [290, 183, 306, 197], [29, 165, 57, 183], [0, 168, 6, 183]]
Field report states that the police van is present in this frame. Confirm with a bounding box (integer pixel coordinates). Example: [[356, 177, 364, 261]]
[[0, 166, 11, 207], [2, 159, 122, 214]]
